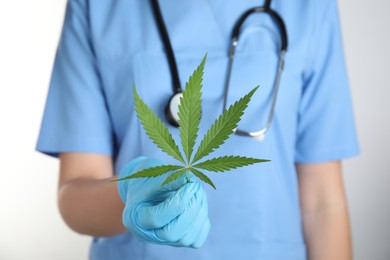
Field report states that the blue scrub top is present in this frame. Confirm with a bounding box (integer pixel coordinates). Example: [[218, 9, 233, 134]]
[[37, 0, 359, 259]]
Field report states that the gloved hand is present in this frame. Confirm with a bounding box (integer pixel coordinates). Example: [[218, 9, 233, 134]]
[[117, 156, 210, 248]]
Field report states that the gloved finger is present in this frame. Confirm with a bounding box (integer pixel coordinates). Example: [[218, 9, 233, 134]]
[[176, 193, 209, 247], [136, 157, 164, 171], [117, 156, 149, 201], [123, 201, 180, 244], [136, 182, 200, 229], [191, 218, 211, 249], [154, 183, 204, 243], [122, 202, 155, 243], [162, 172, 197, 191]]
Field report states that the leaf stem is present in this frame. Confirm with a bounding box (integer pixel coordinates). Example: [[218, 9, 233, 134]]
[[185, 168, 191, 183]]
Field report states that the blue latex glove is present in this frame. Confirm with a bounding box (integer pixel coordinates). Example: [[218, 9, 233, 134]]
[[118, 156, 210, 248]]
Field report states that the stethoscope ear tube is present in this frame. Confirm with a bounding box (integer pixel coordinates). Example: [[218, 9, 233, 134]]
[[231, 6, 288, 52], [225, 4, 288, 139], [151, 0, 187, 127], [151, 0, 182, 95], [232, 50, 286, 139]]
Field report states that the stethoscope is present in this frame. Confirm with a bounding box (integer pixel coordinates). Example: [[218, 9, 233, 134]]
[[151, 0, 288, 140]]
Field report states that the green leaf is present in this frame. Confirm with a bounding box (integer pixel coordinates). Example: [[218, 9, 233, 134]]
[[193, 155, 270, 172], [116, 165, 183, 181], [133, 87, 186, 164], [161, 168, 188, 186], [178, 54, 206, 163], [190, 168, 216, 190], [191, 86, 259, 163]]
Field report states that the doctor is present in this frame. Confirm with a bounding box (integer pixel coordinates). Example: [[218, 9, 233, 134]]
[[37, 0, 359, 259]]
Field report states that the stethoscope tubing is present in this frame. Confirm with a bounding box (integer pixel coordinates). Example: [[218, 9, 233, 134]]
[[151, 0, 182, 94], [150, 0, 288, 139], [231, 50, 286, 138], [225, 4, 288, 138]]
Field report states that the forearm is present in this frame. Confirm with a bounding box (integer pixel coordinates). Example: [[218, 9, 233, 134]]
[[297, 162, 352, 260], [302, 199, 352, 260], [58, 176, 126, 237]]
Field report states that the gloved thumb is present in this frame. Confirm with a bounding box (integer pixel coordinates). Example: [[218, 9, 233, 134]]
[[136, 182, 201, 229]]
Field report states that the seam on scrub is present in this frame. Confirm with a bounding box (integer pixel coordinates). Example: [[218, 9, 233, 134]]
[[299, 143, 360, 155], [133, 54, 146, 160], [294, 145, 360, 163], [95, 60, 117, 158], [203, 0, 227, 42], [302, 0, 337, 80]]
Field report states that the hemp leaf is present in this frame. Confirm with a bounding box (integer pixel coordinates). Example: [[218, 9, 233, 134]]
[[179, 55, 204, 163], [132, 88, 186, 164], [117, 54, 270, 189]]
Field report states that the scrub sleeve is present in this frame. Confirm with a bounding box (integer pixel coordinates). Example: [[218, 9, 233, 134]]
[[36, 0, 113, 157], [295, 0, 359, 163]]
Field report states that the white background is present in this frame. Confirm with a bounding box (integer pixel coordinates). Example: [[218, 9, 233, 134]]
[[0, 0, 389, 259]]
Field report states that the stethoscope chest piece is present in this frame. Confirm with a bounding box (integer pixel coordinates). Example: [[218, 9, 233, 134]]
[[165, 92, 183, 127]]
